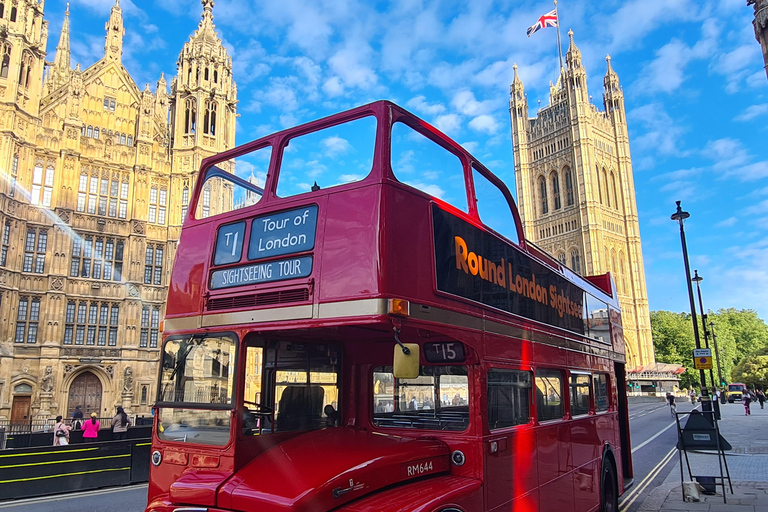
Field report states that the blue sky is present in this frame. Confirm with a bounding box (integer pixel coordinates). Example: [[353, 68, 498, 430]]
[[51, 0, 768, 320]]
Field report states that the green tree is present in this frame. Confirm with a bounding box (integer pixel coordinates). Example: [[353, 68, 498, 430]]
[[731, 355, 768, 389], [651, 310, 698, 389], [714, 308, 768, 358]]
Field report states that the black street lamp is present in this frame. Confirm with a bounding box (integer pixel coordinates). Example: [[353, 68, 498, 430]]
[[709, 320, 725, 390], [692, 270, 716, 387], [670, 201, 708, 396]]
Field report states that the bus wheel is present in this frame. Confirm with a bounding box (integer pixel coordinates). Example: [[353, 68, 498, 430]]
[[600, 459, 618, 512]]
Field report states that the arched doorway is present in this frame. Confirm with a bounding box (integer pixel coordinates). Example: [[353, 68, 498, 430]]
[[67, 372, 103, 417], [11, 383, 33, 431]]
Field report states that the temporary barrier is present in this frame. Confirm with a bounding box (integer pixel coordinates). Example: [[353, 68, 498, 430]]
[[0, 437, 151, 500]]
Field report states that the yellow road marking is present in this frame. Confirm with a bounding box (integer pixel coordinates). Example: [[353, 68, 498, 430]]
[[0, 466, 131, 484], [0, 448, 99, 459], [0, 453, 130, 469]]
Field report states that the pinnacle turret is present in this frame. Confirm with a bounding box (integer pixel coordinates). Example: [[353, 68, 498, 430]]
[[48, 4, 71, 92], [604, 55, 620, 92], [104, 0, 125, 62], [565, 30, 582, 70]]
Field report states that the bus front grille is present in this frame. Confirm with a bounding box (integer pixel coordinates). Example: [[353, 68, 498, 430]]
[[207, 288, 310, 311]]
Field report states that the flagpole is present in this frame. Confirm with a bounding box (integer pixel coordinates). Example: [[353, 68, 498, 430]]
[[554, 0, 565, 76]]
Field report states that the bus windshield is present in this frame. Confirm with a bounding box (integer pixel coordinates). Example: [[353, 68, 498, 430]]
[[156, 334, 236, 446]]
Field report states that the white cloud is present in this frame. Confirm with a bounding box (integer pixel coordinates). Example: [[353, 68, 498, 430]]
[[327, 38, 378, 91], [322, 77, 344, 97], [433, 114, 462, 136], [715, 217, 738, 228], [628, 103, 688, 156], [404, 181, 445, 199], [321, 136, 352, 156], [734, 104, 768, 122], [451, 90, 494, 117], [406, 96, 446, 116], [468, 115, 500, 134], [263, 81, 299, 111]]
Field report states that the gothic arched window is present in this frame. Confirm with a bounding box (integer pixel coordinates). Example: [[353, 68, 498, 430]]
[[214, 69, 218, 83], [596, 165, 602, 203], [539, 176, 548, 215], [557, 252, 566, 265], [185, 99, 196, 134], [204, 67, 209, 81], [564, 167, 574, 206], [87, 126, 93, 137], [619, 251, 627, 294], [10, 6, 16, 22], [602, 169, 610, 208], [127, 135, 133, 146], [570, 250, 581, 274], [0, 3, 5, 19], [93, 127, 100, 140], [551, 171, 561, 210], [120, 134, 126, 145], [610, 172, 620, 210], [203, 101, 217, 136], [181, 186, 189, 220]]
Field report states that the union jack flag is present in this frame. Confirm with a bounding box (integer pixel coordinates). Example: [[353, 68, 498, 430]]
[[526, 8, 558, 37]]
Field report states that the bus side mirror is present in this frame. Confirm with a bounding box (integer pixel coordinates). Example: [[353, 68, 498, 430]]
[[393, 344, 419, 379]]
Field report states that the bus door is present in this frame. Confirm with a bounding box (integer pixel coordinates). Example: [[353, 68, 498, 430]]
[[484, 366, 537, 510]]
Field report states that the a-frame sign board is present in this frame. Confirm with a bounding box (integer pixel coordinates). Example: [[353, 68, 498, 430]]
[[675, 408, 733, 503]]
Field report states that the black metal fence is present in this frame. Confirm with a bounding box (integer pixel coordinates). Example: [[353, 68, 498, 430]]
[[0, 418, 152, 449], [0, 436, 152, 500]]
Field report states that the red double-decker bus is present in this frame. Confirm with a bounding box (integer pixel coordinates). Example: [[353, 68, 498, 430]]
[[147, 100, 632, 512]]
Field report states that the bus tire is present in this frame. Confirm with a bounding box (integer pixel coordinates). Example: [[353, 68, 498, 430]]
[[600, 457, 618, 512]]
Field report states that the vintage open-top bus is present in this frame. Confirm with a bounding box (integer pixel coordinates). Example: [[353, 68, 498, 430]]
[[146, 100, 632, 512]]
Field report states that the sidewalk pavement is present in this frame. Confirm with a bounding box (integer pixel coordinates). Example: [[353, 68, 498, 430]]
[[638, 398, 768, 511]]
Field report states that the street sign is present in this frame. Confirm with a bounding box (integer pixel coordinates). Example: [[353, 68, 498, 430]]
[[693, 348, 713, 370]]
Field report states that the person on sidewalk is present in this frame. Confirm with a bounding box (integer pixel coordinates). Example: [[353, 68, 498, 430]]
[[111, 406, 132, 440], [743, 392, 752, 415], [757, 390, 765, 409], [53, 415, 71, 446], [82, 412, 100, 441]]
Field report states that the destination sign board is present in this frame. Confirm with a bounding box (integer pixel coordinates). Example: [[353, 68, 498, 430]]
[[248, 205, 318, 260], [210, 256, 312, 289], [214, 221, 246, 266], [432, 204, 587, 335]]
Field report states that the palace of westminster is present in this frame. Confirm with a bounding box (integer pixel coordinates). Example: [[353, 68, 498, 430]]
[[0, 0, 657, 424]]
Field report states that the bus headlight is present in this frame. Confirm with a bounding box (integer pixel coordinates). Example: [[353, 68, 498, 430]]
[[451, 450, 465, 467], [152, 450, 162, 466]]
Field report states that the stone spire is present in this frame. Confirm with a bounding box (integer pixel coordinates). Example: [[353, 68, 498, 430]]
[[604, 55, 619, 91], [565, 29, 582, 70], [104, 0, 125, 62], [48, 4, 71, 92]]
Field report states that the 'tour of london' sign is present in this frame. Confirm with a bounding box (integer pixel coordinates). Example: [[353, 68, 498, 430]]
[[211, 205, 318, 289]]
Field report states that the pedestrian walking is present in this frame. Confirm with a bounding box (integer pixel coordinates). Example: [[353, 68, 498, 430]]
[[111, 406, 132, 440], [82, 412, 100, 441], [744, 392, 752, 415], [757, 390, 765, 409], [71, 405, 84, 430], [53, 415, 71, 446]]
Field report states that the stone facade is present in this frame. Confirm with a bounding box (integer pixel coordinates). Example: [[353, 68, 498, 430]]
[[0, 0, 236, 422], [749, 0, 768, 83], [510, 31, 654, 369]]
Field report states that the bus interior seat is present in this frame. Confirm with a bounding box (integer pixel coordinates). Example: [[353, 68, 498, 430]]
[[277, 385, 324, 431]]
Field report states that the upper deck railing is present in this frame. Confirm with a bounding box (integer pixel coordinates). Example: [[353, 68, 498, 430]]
[[165, 101, 621, 348]]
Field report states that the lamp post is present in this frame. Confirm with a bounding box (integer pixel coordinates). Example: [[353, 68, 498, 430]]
[[692, 270, 716, 387], [670, 201, 708, 396], [709, 321, 725, 389]]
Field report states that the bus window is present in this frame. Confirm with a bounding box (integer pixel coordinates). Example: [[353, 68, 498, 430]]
[[585, 294, 610, 342], [195, 148, 271, 220], [594, 373, 609, 412], [276, 116, 377, 198], [262, 342, 341, 433], [570, 374, 591, 417], [487, 369, 531, 430], [536, 369, 564, 421], [390, 121, 469, 213], [157, 334, 236, 446], [372, 365, 469, 431], [472, 165, 520, 245]]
